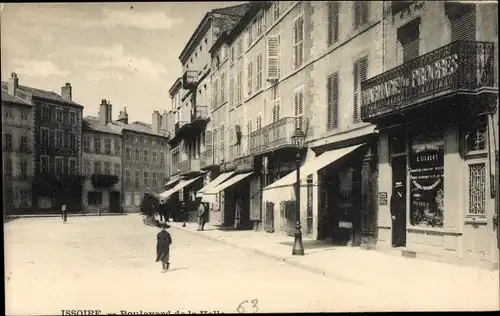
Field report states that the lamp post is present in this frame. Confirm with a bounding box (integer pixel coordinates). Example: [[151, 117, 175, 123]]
[[291, 127, 306, 256]]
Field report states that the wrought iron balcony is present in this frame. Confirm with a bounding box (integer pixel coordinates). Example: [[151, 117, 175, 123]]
[[91, 174, 119, 189], [200, 146, 214, 169], [182, 69, 199, 90], [179, 158, 201, 174], [235, 155, 254, 173], [220, 160, 237, 173], [192, 105, 209, 122], [361, 40, 496, 121], [175, 121, 189, 132], [250, 117, 309, 156]]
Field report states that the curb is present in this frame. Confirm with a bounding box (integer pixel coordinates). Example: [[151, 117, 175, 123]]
[[5, 213, 128, 219], [170, 224, 341, 281]]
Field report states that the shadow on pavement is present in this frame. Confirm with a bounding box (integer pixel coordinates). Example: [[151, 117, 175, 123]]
[[167, 267, 187, 273], [277, 240, 340, 250]]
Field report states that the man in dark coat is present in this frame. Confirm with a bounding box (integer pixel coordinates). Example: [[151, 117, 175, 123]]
[[61, 204, 67, 223], [159, 200, 166, 222], [155, 223, 172, 273], [181, 201, 188, 227], [196, 197, 207, 231], [390, 181, 406, 247]]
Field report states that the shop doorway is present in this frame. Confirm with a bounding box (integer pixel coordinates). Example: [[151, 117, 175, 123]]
[[109, 191, 121, 213], [391, 155, 407, 247]]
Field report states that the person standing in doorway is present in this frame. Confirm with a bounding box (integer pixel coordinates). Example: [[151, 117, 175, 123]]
[[390, 182, 406, 247], [61, 204, 67, 223], [155, 223, 172, 273]]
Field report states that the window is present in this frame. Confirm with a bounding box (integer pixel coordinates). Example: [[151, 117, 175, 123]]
[[143, 171, 149, 186], [83, 136, 90, 151], [257, 15, 264, 37], [21, 111, 28, 122], [40, 155, 49, 173], [93, 161, 101, 175], [256, 54, 263, 90], [56, 108, 63, 123], [94, 136, 101, 153], [115, 140, 121, 155], [267, 36, 280, 80], [135, 171, 140, 186], [104, 162, 112, 175], [257, 114, 262, 130], [5, 109, 13, 119], [247, 121, 252, 154], [327, 72, 339, 130], [20, 160, 27, 179], [230, 46, 235, 64], [126, 147, 131, 160], [153, 151, 157, 162], [293, 15, 305, 68], [4, 157, 12, 176], [135, 148, 140, 161], [84, 160, 90, 175], [134, 192, 141, 207], [397, 18, 420, 63], [41, 106, 50, 120], [20, 136, 28, 151], [152, 172, 157, 186], [273, 1, 281, 21], [353, 1, 369, 30], [294, 88, 304, 130], [247, 61, 253, 95], [464, 117, 487, 155], [69, 158, 77, 175], [4, 133, 13, 151], [114, 164, 120, 176], [272, 101, 280, 123], [229, 75, 234, 107], [88, 191, 102, 205], [143, 150, 149, 162], [445, 2, 476, 42], [160, 152, 165, 164], [237, 70, 242, 104], [125, 192, 132, 207], [237, 39, 243, 57], [69, 111, 76, 124], [468, 163, 486, 216], [213, 78, 219, 108], [328, 2, 340, 45], [69, 132, 76, 149], [40, 127, 50, 150], [56, 130, 64, 148], [105, 138, 112, 154], [353, 56, 368, 123], [248, 25, 253, 46], [55, 157, 64, 174], [159, 173, 165, 184], [125, 169, 131, 183], [220, 72, 226, 104], [19, 189, 30, 206]]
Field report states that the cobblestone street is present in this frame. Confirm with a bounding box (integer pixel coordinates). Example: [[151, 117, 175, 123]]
[[4, 215, 499, 315]]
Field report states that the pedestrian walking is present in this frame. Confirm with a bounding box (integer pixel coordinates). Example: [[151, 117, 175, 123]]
[[181, 201, 187, 227], [159, 200, 165, 222], [390, 181, 406, 247], [61, 204, 67, 223], [196, 197, 207, 231], [155, 223, 172, 273]]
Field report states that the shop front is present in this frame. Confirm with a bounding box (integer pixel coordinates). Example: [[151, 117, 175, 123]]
[[361, 40, 498, 267]]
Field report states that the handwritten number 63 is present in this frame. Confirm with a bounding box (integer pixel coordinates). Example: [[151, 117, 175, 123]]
[[237, 299, 259, 313]]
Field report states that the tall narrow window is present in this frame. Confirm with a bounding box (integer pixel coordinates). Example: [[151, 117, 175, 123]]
[[83, 136, 90, 151], [55, 157, 64, 174], [220, 72, 225, 104], [105, 138, 112, 154], [237, 70, 242, 104], [144, 171, 149, 186], [257, 115, 262, 130], [126, 147, 131, 160], [247, 61, 253, 95], [4, 158, 12, 176], [135, 148, 140, 161], [20, 160, 27, 179], [353, 1, 369, 30], [256, 54, 263, 90], [135, 170, 140, 186], [125, 169, 131, 183], [56, 108, 63, 123], [93, 161, 101, 175], [69, 158, 77, 175], [41, 155, 49, 173], [94, 136, 101, 154], [397, 18, 421, 63], [229, 75, 234, 107], [143, 150, 149, 162], [247, 120, 252, 154], [328, 2, 340, 45], [293, 15, 305, 68], [294, 88, 304, 130], [115, 163, 121, 177], [248, 25, 253, 46], [272, 100, 280, 123], [213, 78, 219, 109], [104, 162, 111, 175], [327, 72, 339, 130], [353, 56, 368, 123], [445, 2, 476, 41], [4, 133, 13, 151], [273, 1, 280, 21], [267, 36, 280, 80]]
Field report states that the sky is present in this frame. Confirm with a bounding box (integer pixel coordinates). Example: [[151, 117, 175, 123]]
[[1, 2, 245, 123]]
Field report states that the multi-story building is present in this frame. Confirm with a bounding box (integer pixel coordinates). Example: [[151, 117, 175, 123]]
[[2, 73, 85, 213], [204, 1, 382, 242], [82, 100, 123, 213], [361, 1, 498, 268], [2, 73, 34, 215], [163, 3, 250, 221], [111, 107, 170, 212]]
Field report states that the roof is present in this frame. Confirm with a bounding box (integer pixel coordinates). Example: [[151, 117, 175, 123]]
[[226, 2, 270, 45], [1, 81, 83, 107], [111, 120, 168, 138], [1, 89, 33, 106], [83, 116, 123, 135], [179, 3, 251, 63]]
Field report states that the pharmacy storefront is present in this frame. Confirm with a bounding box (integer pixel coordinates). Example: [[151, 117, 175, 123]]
[[361, 40, 498, 268]]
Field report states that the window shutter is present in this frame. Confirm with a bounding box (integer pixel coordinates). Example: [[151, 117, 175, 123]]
[[267, 36, 279, 80], [229, 76, 234, 107], [328, 2, 339, 45], [50, 130, 55, 148], [257, 54, 263, 90], [221, 73, 225, 104], [248, 61, 253, 94], [447, 3, 476, 41], [353, 61, 359, 122], [361, 2, 368, 25], [353, 1, 361, 29], [298, 16, 304, 66], [327, 72, 339, 130], [214, 79, 219, 108]]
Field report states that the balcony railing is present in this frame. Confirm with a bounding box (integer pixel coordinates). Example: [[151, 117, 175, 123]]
[[182, 69, 199, 90], [200, 146, 214, 169], [361, 40, 496, 121], [235, 155, 254, 173], [192, 105, 209, 121], [250, 117, 308, 156], [91, 174, 119, 189], [175, 121, 189, 132], [179, 158, 201, 174], [220, 160, 237, 173]]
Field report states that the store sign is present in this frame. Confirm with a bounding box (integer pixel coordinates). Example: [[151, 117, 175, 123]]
[[362, 54, 459, 106]]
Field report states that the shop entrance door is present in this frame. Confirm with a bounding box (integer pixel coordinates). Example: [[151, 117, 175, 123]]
[[391, 155, 407, 247]]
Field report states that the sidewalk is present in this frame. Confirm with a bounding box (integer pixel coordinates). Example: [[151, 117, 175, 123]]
[[5, 212, 127, 220], [169, 220, 500, 311]]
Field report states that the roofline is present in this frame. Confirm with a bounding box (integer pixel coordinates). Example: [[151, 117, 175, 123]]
[[168, 77, 183, 97], [31, 94, 84, 109], [226, 2, 270, 46], [82, 127, 123, 136], [179, 13, 213, 64], [112, 122, 169, 138], [209, 30, 229, 55], [1, 99, 33, 107]]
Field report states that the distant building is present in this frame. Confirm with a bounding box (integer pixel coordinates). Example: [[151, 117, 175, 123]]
[[2, 73, 84, 213], [82, 100, 123, 213], [1, 73, 35, 215]]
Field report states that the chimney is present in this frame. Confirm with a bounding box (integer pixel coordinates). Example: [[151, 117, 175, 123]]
[[8, 72, 18, 96], [161, 110, 169, 130], [117, 107, 129, 124], [61, 83, 72, 101], [152, 110, 161, 134], [106, 100, 113, 124], [99, 99, 108, 125]]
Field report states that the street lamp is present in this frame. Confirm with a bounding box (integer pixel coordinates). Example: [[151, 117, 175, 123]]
[[291, 127, 306, 256]]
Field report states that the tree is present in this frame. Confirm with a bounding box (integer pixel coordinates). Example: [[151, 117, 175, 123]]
[[140, 193, 159, 218]]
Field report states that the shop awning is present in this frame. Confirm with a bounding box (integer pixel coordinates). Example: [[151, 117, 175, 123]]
[[264, 144, 365, 190], [164, 178, 179, 187], [204, 172, 253, 195], [197, 171, 235, 196], [158, 175, 202, 200]]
